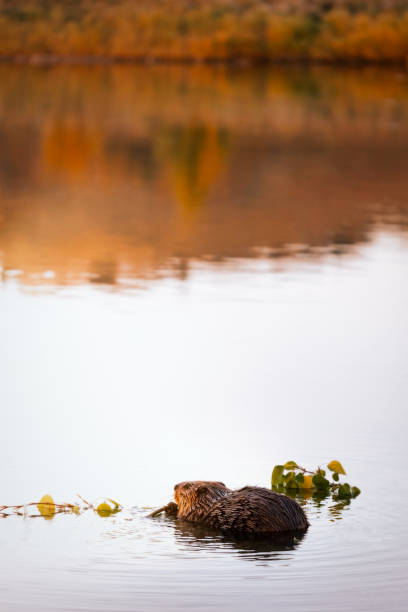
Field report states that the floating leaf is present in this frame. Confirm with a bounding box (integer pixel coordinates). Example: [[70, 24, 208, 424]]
[[271, 465, 284, 487], [96, 499, 122, 517], [327, 460, 346, 475], [97, 502, 113, 517], [351, 487, 361, 498], [283, 461, 298, 470], [37, 495, 55, 519], [332, 472, 339, 482]]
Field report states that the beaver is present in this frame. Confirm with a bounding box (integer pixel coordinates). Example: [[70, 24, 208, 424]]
[[150, 481, 309, 537]]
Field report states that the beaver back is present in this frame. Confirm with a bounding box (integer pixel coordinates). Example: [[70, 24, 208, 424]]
[[204, 486, 308, 536]]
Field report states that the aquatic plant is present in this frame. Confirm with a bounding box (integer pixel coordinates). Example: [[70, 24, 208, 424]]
[[0, 494, 122, 519], [271, 460, 361, 500]]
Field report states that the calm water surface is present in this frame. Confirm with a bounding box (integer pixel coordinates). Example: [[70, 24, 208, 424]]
[[0, 65, 407, 612]]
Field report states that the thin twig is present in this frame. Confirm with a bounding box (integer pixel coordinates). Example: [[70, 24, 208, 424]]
[[77, 494, 93, 509]]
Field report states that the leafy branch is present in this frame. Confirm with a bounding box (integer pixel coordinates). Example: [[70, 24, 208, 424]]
[[271, 460, 361, 500], [0, 494, 122, 519]]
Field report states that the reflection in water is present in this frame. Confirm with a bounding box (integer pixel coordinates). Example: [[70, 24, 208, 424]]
[[172, 517, 307, 563], [0, 65, 407, 288], [285, 489, 351, 522], [167, 487, 351, 562]]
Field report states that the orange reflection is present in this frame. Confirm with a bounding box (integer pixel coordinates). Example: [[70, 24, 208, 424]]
[[0, 65, 407, 287], [43, 120, 102, 180]]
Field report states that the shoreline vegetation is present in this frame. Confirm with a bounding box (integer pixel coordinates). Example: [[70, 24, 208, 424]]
[[1, 0, 408, 64]]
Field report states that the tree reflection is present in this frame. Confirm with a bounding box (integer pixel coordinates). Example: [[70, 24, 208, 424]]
[[0, 65, 407, 288], [159, 124, 230, 211]]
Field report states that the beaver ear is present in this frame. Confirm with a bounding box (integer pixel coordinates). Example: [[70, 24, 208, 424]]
[[197, 485, 209, 494]]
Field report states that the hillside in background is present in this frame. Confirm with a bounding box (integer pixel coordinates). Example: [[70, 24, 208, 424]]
[[0, 0, 407, 62]]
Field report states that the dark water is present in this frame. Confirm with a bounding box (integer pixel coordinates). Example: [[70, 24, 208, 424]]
[[0, 65, 407, 612]]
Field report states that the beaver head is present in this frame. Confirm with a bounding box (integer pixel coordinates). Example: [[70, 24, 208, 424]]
[[174, 481, 230, 522]]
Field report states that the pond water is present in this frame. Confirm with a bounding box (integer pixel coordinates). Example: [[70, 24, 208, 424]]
[[0, 65, 407, 612]]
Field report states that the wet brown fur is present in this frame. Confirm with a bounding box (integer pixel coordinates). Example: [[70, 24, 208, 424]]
[[174, 481, 308, 536], [174, 481, 230, 523]]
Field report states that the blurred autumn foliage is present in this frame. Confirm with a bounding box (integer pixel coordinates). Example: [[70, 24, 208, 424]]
[[0, 0, 408, 62]]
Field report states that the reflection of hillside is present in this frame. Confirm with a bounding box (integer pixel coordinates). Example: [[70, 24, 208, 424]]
[[0, 66, 407, 287]]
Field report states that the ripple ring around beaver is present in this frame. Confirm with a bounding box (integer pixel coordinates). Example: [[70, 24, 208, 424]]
[[148, 481, 309, 538]]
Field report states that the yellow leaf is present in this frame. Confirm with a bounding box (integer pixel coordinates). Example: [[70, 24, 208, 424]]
[[96, 502, 113, 517], [37, 494, 55, 519], [327, 460, 346, 475], [300, 475, 315, 489]]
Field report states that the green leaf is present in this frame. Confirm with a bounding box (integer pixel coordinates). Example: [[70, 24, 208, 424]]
[[327, 460, 346, 475], [286, 478, 299, 490], [312, 473, 330, 490], [271, 465, 284, 487], [283, 461, 298, 470], [351, 487, 361, 498], [337, 483, 352, 499], [332, 472, 339, 482], [295, 473, 305, 484], [283, 471, 296, 486]]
